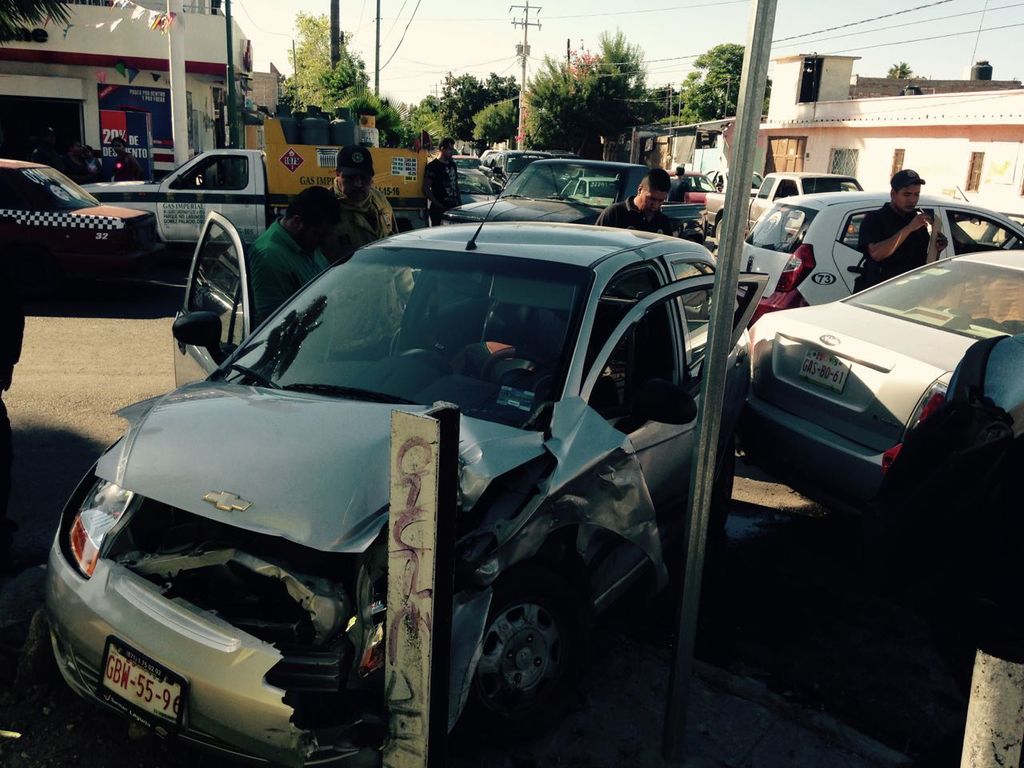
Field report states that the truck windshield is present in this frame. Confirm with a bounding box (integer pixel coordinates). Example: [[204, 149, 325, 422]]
[[20, 167, 100, 210], [231, 247, 589, 430], [503, 161, 626, 206]]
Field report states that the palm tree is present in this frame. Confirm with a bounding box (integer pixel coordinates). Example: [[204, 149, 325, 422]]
[[0, 0, 69, 40], [887, 62, 914, 79]]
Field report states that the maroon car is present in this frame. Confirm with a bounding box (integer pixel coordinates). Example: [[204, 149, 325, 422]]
[[0, 159, 163, 297]]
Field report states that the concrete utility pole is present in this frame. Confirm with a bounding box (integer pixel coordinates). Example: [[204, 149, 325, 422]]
[[374, 0, 381, 94], [224, 0, 239, 147], [510, 1, 540, 149], [167, 0, 188, 165], [662, 0, 777, 761], [330, 0, 340, 69]]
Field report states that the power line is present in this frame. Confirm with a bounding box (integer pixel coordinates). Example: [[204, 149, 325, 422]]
[[772, 2, 1024, 49], [233, 0, 292, 37], [383, 0, 412, 43], [380, 0, 424, 71], [823, 21, 1024, 54], [773, 0, 954, 43]]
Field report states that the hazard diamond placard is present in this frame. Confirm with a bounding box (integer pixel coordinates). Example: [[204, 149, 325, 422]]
[[280, 148, 304, 173]]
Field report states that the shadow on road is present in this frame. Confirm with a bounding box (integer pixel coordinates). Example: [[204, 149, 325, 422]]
[[8, 424, 109, 566], [25, 255, 190, 322]]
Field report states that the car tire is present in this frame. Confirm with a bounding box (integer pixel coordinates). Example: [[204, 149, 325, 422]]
[[712, 212, 723, 239], [461, 562, 586, 743], [8, 246, 62, 300]]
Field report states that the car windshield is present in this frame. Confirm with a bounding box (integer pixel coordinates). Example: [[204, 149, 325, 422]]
[[802, 177, 861, 193], [506, 154, 550, 174], [503, 161, 625, 205], [454, 156, 481, 169], [746, 203, 817, 253], [846, 260, 1024, 338], [231, 247, 589, 429], [20, 166, 100, 209], [459, 172, 494, 195]]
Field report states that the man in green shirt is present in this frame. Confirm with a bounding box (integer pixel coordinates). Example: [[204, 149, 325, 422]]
[[250, 186, 339, 325]]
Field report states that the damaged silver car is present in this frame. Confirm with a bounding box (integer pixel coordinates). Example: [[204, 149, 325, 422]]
[[45, 214, 765, 766]]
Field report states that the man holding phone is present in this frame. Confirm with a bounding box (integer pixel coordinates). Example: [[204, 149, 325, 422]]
[[856, 169, 948, 290]]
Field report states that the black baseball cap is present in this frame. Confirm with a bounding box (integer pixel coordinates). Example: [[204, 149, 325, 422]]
[[336, 145, 374, 177], [891, 169, 925, 190]]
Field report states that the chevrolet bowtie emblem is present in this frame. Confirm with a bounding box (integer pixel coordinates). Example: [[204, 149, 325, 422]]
[[202, 491, 253, 512]]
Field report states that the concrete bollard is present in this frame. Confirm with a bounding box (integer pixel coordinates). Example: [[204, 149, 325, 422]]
[[960, 649, 1024, 768]]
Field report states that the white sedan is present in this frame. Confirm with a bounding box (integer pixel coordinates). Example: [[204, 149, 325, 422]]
[[740, 251, 1024, 513], [743, 192, 1024, 325]]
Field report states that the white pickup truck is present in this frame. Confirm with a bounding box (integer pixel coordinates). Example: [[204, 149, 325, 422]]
[[702, 172, 862, 238], [85, 121, 430, 244]]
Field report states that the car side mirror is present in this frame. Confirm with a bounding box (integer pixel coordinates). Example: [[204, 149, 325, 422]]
[[172, 311, 225, 361], [629, 378, 697, 426]]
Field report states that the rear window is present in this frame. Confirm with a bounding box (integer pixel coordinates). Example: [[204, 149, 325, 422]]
[[746, 203, 818, 254], [846, 260, 1024, 338], [802, 177, 861, 194]]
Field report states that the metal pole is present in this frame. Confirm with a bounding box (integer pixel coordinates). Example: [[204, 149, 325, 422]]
[[661, 0, 777, 762], [374, 0, 381, 95], [510, 2, 540, 150], [224, 0, 239, 148], [167, 0, 189, 167], [330, 0, 340, 69]]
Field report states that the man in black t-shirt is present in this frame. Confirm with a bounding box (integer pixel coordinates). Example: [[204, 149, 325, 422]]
[[0, 257, 24, 559], [595, 167, 673, 235], [423, 137, 460, 226], [856, 169, 947, 290]]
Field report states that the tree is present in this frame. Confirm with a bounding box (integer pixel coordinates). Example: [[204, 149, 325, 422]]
[[283, 13, 369, 112], [887, 62, 914, 79], [438, 73, 519, 142], [677, 43, 750, 124], [0, 0, 68, 40], [473, 100, 517, 146], [525, 31, 650, 154], [405, 95, 444, 146], [341, 91, 405, 147]]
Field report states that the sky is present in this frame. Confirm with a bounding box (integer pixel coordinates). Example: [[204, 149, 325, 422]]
[[232, 0, 1024, 106]]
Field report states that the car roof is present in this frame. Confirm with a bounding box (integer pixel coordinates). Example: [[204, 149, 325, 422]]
[[529, 158, 645, 171], [364, 221, 709, 268], [780, 191, 988, 210], [0, 159, 49, 170], [954, 250, 1024, 271]]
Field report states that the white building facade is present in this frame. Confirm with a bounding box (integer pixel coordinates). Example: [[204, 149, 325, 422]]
[[0, 0, 252, 175], [762, 54, 1024, 216]]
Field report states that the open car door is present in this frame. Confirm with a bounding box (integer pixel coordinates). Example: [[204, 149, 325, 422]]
[[173, 212, 252, 387], [580, 272, 766, 530]]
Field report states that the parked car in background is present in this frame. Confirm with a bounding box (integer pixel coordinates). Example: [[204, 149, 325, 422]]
[[453, 154, 482, 170], [482, 150, 553, 184], [1006, 211, 1024, 227], [706, 169, 764, 194], [702, 172, 862, 238], [458, 167, 500, 206], [0, 159, 162, 298], [743, 192, 1024, 323], [443, 158, 706, 244], [47, 212, 765, 765], [741, 250, 1024, 513], [669, 172, 717, 205]]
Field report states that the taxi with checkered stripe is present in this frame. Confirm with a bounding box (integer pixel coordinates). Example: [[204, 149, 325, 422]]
[[0, 159, 163, 297]]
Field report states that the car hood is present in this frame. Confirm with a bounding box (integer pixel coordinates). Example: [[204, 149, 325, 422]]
[[99, 381, 546, 553], [446, 198, 601, 224], [85, 181, 162, 199], [72, 204, 153, 221]]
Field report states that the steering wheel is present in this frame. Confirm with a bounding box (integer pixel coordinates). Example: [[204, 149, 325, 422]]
[[481, 347, 538, 383]]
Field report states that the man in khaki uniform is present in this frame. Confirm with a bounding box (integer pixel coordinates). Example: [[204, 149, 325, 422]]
[[323, 145, 397, 264]]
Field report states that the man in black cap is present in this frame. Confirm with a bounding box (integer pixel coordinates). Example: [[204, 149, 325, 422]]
[[0, 257, 24, 558], [323, 145, 396, 264], [856, 169, 948, 290], [423, 137, 460, 226], [596, 167, 674, 234]]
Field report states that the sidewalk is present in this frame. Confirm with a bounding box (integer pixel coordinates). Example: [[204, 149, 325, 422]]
[[473, 630, 912, 768]]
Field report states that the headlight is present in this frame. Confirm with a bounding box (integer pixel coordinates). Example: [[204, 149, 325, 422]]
[[69, 480, 134, 577]]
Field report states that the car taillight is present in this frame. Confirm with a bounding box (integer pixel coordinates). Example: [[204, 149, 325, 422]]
[[881, 379, 948, 476], [775, 244, 816, 293], [748, 290, 808, 327]]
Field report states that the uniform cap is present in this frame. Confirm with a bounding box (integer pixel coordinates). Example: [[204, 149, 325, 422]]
[[336, 145, 374, 177]]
